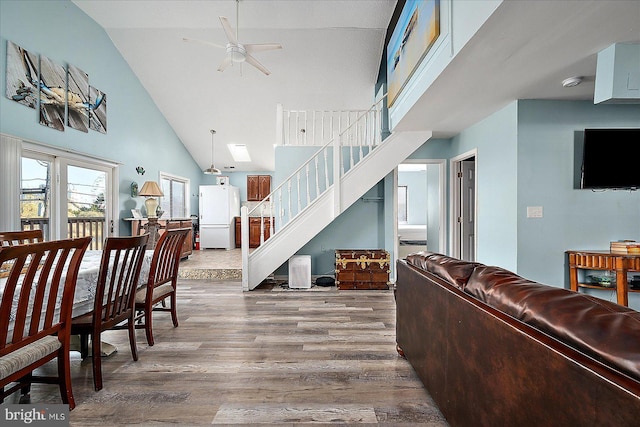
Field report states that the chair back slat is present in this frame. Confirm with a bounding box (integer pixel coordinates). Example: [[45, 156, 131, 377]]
[[0, 230, 44, 247], [148, 228, 190, 289], [0, 237, 91, 353], [94, 235, 148, 328]]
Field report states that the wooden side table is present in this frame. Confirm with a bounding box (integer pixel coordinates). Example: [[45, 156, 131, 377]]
[[566, 250, 640, 307]]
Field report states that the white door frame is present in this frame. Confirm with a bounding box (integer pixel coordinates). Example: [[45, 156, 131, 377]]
[[393, 158, 446, 270], [449, 149, 477, 259], [22, 140, 120, 239]]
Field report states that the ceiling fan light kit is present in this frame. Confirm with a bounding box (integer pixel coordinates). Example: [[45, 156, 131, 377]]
[[184, 0, 282, 76]]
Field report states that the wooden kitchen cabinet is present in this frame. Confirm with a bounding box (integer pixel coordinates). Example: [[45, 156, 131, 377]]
[[235, 216, 273, 248], [247, 175, 271, 201], [129, 218, 193, 259]]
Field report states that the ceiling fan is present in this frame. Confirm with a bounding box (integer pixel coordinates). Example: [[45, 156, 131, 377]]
[[183, 0, 282, 75]]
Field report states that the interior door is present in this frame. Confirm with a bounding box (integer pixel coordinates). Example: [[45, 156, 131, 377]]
[[460, 159, 476, 261]]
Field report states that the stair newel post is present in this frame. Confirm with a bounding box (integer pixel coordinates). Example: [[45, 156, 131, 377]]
[[276, 103, 283, 146], [241, 206, 250, 291]]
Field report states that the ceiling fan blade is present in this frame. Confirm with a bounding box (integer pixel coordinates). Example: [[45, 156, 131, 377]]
[[244, 43, 283, 54], [219, 16, 238, 45], [244, 53, 271, 76], [182, 37, 226, 49], [218, 55, 233, 72]]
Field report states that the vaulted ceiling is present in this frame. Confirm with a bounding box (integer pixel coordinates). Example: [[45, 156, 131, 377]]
[[73, 0, 640, 172]]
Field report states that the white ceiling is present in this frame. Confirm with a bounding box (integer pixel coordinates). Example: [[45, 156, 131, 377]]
[[72, 0, 640, 172]]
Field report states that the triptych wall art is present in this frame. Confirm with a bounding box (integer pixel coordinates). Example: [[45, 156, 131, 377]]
[[5, 40, 107, 134]]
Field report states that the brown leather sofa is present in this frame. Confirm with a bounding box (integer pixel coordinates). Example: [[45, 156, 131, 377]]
[[396, 252, 640, 427]]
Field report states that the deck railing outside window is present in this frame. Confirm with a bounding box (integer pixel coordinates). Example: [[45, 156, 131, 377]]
[[21, 217, 105, 250]]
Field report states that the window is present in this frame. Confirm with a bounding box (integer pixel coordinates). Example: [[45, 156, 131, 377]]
[[398, 185, 408, 223], [159, 172, 190, 219]]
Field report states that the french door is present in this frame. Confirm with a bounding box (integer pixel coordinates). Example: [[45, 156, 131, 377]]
[[21, 148, 116, 249]]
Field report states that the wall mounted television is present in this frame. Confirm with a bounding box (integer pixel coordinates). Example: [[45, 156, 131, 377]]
[[581, 128, 640, 189]]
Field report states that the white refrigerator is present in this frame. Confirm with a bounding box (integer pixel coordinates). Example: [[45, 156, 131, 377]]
[[199, 185, 240, 249]]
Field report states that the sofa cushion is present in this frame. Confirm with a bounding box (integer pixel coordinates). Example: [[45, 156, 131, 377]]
[[466, 265, 640, 380], [406, 252, 481, 290]]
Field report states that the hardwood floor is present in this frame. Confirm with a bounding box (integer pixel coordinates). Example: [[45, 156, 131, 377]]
[[2, 280, 447, 426]]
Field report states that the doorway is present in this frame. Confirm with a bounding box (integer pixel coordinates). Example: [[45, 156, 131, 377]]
[[21, 146, 117, 248], [395, 159, 445, 260], [451, 150, 477, 261]]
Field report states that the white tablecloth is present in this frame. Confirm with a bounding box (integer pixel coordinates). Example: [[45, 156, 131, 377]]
[[1, 250, 152, 322]]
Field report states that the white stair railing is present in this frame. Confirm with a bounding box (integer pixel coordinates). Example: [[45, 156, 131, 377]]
[[243, 97, 386, 289], [277, 104, 373, 146]]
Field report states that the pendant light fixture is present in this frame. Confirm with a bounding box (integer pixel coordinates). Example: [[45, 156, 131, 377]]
[[204, 129, 222, 175]]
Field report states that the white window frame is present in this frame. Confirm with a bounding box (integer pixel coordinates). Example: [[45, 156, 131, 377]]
[[159, 171, 190, 219], [21, 139, 120, 238]]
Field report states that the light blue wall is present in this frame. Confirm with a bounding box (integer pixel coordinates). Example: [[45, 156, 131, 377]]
[[398, 170, 427, 225], [516, 100, 640, 309], [449, 102, 519, 270], [0, 0, 203, 233]]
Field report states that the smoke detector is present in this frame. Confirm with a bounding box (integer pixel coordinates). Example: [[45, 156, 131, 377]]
[[562, 76, 583, 87]]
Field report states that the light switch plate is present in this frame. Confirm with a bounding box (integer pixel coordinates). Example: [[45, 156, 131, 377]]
[[527, 206, 543, 218]]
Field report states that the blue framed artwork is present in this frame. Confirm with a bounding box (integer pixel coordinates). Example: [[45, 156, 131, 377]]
[[387, 0, 440, 108]]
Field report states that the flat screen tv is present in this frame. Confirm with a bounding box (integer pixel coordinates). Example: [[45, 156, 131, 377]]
[[581, 128, 640, 189]]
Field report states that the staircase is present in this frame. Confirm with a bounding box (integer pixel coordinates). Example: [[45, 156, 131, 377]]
[[241, 100, 431, 290]]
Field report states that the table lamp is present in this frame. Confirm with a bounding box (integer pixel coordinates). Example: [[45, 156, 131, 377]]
[[139, 181, 164, 218]]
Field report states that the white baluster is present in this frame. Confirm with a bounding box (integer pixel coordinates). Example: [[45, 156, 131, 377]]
[[278, 188, 283, 225], [286, 109, 291, 146], [287, 181, 292, 222], [312, 110, 316, 146], [260, 210, 265, 246], [324, 148, 329, 190], [269, 199, 274, 236], [296, 171, 301, 213], [305, 164, 310, 206], [314, 156, 320, 197]]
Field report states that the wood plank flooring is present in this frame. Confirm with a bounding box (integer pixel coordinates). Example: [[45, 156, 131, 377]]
[[2, 280, 447, 426]]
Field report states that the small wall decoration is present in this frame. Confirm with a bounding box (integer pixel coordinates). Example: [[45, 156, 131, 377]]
[[131, 182, 139, 197], [5, 41, 38, 109], [38, 54, 66, 131], [386, 0, 440, 108], [67, 64, 89, 133], [136, 166, 145, 175], [89, 86, 107, 133]]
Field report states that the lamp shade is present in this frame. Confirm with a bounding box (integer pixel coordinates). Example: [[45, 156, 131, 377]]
[[138, 181, 164, 197]]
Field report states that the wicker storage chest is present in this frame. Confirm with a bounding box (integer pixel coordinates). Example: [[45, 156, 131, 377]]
[[335, 249, 390, 290]]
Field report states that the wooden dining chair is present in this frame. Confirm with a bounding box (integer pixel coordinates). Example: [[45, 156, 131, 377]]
[[70, 234, 149, 391], [0, 230, 44, 247], [0, 236, 91, 409], [134, 228, 189, 346]]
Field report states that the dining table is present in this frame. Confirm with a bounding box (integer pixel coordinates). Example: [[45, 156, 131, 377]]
[[1, 249, 153, 355]]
